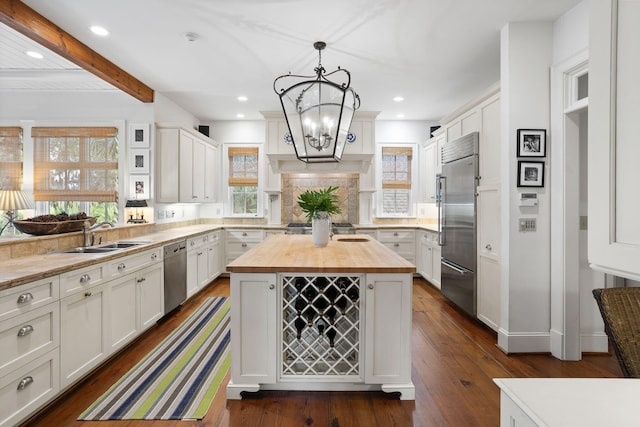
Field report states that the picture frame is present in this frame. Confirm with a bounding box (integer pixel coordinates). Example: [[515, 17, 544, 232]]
[[517, 129, 546, 157], [129, 175, 150, 200], [129, 149, 149, 174], [129, 123, 150, 148], [517, 161, 545, 187]]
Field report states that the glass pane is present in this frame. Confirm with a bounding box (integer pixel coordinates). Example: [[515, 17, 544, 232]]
[[577, 73, 588, 100], [232, 193, 245, 214]]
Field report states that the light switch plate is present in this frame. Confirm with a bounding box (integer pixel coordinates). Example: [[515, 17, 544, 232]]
[[519, 218, 537, 232]]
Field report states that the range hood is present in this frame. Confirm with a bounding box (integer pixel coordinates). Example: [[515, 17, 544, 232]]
[[266, 153, 373, 174]]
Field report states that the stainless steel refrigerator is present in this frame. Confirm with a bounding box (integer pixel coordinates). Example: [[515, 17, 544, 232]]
[[438, 132, 479, 317]]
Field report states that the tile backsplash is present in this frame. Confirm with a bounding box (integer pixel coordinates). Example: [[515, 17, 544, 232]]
[[281, 173, 359, 224]]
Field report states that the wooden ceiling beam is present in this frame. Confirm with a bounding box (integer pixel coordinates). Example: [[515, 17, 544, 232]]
[[0, 0, 154, 103]]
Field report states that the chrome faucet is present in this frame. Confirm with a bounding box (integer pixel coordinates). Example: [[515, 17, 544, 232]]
[[83, 220, 115, 247]]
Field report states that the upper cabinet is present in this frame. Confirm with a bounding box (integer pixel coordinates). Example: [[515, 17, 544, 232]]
[[156, 127, 220, 203], [589, 0, 640, 279]]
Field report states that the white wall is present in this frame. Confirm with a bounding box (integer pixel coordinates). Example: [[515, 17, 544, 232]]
[[499, 21, 554, 353], [375, 120, 435, 143], [153, 92, 200, 130], [552, 0, 589, 65]]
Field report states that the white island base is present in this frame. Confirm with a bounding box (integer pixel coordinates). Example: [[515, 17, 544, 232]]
[[225, 235, 416, 401]]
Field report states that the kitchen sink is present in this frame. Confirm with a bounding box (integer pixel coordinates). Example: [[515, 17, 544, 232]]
[[54, 241, 150, 254]]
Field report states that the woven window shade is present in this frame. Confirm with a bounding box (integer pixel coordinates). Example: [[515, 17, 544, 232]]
[[228, 147, 258, 187], [382, 147, 412, 190], [32, 127, 118, 202], [0, 127, 24, 190]]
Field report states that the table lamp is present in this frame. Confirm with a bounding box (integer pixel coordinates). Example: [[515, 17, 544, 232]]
[[0, 190, 35, 235]]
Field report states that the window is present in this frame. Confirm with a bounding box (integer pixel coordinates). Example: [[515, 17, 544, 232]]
[[32, 127, 119, 222], [380, 146, 414, 216], [228, 146, 259, 215], [0, 127, 23, 190]]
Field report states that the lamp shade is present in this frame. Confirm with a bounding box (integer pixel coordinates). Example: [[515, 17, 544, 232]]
[[0, 190, 34, 211], [274, 41, 360, 163], [125, 199, 148, 208]]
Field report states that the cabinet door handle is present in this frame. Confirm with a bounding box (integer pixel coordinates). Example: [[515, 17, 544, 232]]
[[368, 284, 374, 290], [241, 243, 247, 248], [242, 232, 248, 236], [17, 292, 34, 304], [394, 243, 400, 247], [80, 274, 91, 283], [485, 244, 492, 251], [118, 262, 126, 271], [197, 251, 203, 256], [393, 232, 399, 236], [151, 253, 158, 260], [269, 284, 275, 290], [137, 277, 146, 283], [17, 325, 34, 337], [17, 376, 34, 391], [84, 291, 92, 297]]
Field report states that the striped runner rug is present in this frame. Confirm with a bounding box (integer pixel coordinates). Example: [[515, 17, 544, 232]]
[[79, 297, 230, 420]]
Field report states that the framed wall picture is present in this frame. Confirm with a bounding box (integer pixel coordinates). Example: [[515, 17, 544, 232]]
[[517, 161, 545, 187], [129, 149, 149, 174], [129, 175, 150, 200], [129, 123, 150, 148], [517, 129, 546, 157]]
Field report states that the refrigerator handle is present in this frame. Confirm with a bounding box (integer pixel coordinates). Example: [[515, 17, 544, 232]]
[[442, 259, 469, 275], [438, 175, 445, 246]]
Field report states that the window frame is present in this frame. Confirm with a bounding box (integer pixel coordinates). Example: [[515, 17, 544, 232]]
[[376, 143, 418, 218], [224, 144, 263, 218]]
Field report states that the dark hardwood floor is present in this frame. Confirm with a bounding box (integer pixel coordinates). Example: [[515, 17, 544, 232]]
[[22, 277, 621, 427]]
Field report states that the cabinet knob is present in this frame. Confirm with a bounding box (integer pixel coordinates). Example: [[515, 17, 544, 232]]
[[197, 252, 203, 256], [269, 284, 275, 290], [242, 232, 247, 237], [485, 244, 492, 251], [17, 292, 34, 304], [17, 325, 34, 337], [394, 243, 400, 247], [368, 284, 374, 290], [241, 243, 247, 248], [84, 291, 92, 297], [393, 232, 399, 236], [137, 277, 146, 283], [118, 262, 126, 271], [17, 376, 34, 391], [80, 274, 91, 283], [151, 253, 158, 260]]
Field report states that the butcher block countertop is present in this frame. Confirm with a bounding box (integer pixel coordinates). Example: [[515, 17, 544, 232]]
[[226, 234, 416, 274]]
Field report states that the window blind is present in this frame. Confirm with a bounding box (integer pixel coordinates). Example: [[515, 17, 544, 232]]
[[32, 127, 118, 202], [382, 146, 412, 189], [0, 127, 23, 190], [228, 146, 259, 187]]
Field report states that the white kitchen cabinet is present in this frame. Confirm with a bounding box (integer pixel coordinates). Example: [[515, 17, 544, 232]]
[[106, 247, 162, 280], [364, 273, 413, 395], [421, 142, 437, 203], [136, 262, 164, 332], [228, 273, 277, 395], [60, 281, 108, 388], [477, 185, 501, 331], [156, 127, 220, 204], [0, 349, 59, 427], [377, 229, 415, 264], [225, 229, 264, 267], [417, 231, 441, 289], [187, 235, 209, 297], [207, 232, 222, 281], [107, 273, 137, 353], [589, 0, 640, 280]]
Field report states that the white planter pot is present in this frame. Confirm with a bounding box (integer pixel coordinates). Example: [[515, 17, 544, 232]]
[[312, 212, 331, 247]]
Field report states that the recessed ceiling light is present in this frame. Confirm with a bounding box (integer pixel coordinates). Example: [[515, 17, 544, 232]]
[[393, 96, 404, 102], [25, 51, 43, 59], [184, 32, 199, 42], [237, 96, 248, 102], [90, 25, 109, 36], [236, 113, 245, 119], [396, 113, 405, 119]]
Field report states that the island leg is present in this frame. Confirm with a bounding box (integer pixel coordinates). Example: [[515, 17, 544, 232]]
[[381, 383, 416, 400], [226, 381, 261, 400]]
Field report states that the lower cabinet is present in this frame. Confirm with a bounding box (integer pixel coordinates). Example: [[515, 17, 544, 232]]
[[138, 263, 164, 332], [60, 282, 109, 389], [228, 272, 414, 399], [187, 232, 221, 297]]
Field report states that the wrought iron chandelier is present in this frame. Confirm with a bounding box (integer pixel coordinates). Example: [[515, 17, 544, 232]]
[[274, 41, 360, 163]]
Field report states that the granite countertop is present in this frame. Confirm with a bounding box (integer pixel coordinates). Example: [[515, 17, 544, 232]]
[[0, 222, 437, 291]]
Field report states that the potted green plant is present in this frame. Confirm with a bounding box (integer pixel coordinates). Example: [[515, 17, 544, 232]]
[[297, 186, 342, 247]]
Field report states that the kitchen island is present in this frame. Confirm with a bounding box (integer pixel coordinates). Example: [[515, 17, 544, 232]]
[[226, 234, 416, 400]]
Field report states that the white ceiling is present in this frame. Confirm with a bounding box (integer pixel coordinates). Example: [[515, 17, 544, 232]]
[[2, 0, 582, 121]]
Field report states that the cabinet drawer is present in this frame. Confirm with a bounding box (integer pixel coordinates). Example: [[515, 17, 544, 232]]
[[377, 230, 415, 242], [0, 303, 59, 378], [226, 229, 263, 242], [420, 231, 439, 244], [0, 277, 59, 323], [381, 241, 415, 254], [226, 241, 259, 255], [106, 248, 162, 279], [60, 263, 107, 297], [0, 349, 59, 427], [187, 234, 209, 251]]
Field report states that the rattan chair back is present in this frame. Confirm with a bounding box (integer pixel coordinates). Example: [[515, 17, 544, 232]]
[[592, 287, 640, 378]]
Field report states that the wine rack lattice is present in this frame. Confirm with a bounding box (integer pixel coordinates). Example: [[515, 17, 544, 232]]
[[281, 275, 361, 377]]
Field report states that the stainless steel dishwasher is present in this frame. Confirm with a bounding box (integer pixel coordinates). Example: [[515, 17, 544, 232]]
[[163, 240, 187, 314]]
